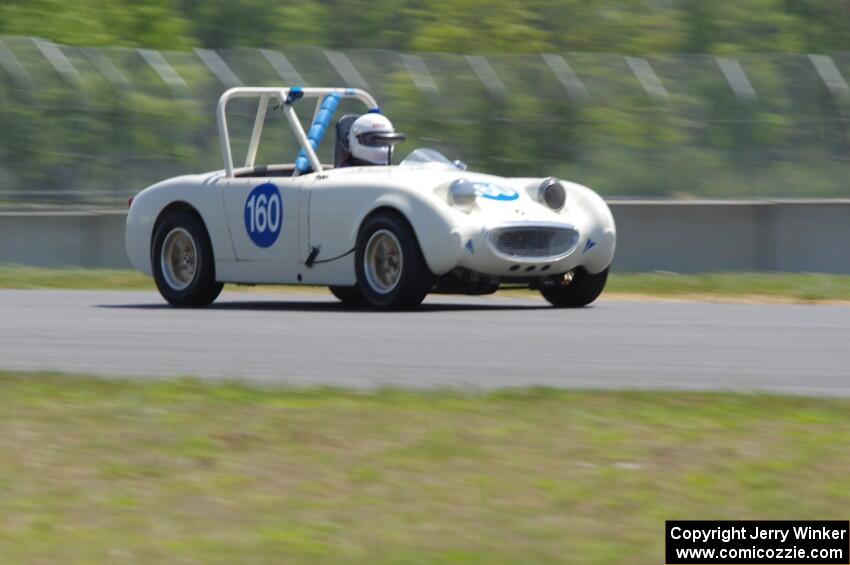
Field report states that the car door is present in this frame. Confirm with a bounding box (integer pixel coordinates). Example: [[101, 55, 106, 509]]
[[222, 176, 302, 265]]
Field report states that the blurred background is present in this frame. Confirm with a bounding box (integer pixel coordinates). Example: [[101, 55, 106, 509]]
[[3, 0, 850, 207]]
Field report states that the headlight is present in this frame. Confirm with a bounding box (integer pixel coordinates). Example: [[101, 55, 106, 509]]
[[538, 177, 566, 211], [448, 179, 477, 213]]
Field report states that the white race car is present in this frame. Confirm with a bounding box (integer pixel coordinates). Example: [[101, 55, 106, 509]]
[[126, 87, 616, 309]]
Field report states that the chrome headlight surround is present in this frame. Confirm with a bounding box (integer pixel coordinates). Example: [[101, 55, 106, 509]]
[[448, 178, 477, 213], [538, 177, 566, 211]]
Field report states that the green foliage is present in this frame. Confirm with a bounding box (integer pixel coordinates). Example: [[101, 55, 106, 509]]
[[0, 0, 192, 49], [3, 0, 850, 54], [679, 0, 804, 54]]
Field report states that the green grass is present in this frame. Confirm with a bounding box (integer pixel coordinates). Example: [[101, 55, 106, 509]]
[[1, 371, 850, 564], [2, 266, 850, 302], [604, 272, 850, 302], [0, 266, 154, 290]]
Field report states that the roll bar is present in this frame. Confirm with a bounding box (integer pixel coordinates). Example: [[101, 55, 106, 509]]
[[216, 87, 380, 178]]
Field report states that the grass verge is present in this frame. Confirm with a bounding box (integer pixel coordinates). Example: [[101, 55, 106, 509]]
[[1, 266, 850, 302], [1, 371, 849, 563]]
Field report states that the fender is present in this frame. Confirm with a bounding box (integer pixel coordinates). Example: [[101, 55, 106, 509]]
[[306, 182, 462, 284], [125, 174, 234, 275], [564, 182, 616, 274], [354, 192, 463, 276]]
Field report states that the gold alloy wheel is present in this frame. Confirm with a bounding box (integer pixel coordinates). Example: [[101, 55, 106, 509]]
[[160, 227, 197, 291], [363, 228, 403, 294]]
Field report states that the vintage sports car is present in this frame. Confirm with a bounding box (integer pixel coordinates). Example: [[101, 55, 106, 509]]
[[126, 87, 616, 309]]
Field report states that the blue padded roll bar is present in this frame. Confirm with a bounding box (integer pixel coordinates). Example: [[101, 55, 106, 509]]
[[295, 93, 341, 173]]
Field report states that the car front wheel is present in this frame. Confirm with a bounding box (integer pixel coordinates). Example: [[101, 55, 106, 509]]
[[355, 212, 433, 309], [540, 267, 609, 308], [328, 285, 364, 305], [152, 210, 223, 307]]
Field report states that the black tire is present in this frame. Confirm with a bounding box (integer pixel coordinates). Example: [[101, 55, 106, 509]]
[[328, 285, 364, 305], [151, 209, 223, 307], [540, 267, 609, 308], [355, 211, 433, 309]]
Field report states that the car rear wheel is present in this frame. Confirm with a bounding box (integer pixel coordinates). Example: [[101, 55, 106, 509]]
[[152, 210, 223, 307], [355, 212, 433, 309], [540, 267, 609, 308]]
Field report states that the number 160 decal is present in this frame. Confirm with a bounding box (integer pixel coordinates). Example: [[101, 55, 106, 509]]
[[244, 182, 283, 248]]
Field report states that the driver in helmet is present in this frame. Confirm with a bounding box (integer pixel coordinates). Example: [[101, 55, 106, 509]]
[[343, 113, 406, 167]]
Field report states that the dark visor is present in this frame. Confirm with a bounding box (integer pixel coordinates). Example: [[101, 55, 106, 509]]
[[357, 131, 406, 147]]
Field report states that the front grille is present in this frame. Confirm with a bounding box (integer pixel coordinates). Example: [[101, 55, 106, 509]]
[[488, 225, 579, 259]]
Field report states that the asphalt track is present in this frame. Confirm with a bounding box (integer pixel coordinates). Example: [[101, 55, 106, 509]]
[[1, 289, 849, 395]]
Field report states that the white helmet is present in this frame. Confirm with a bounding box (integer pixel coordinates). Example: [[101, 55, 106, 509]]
[[348, 113, 405, 165]]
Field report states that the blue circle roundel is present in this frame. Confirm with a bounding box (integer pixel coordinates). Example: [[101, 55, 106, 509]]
[[244, 183, 283, 248]]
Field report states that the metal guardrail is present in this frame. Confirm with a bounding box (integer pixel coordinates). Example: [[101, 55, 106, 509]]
[[1, 36, 850, 205]]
